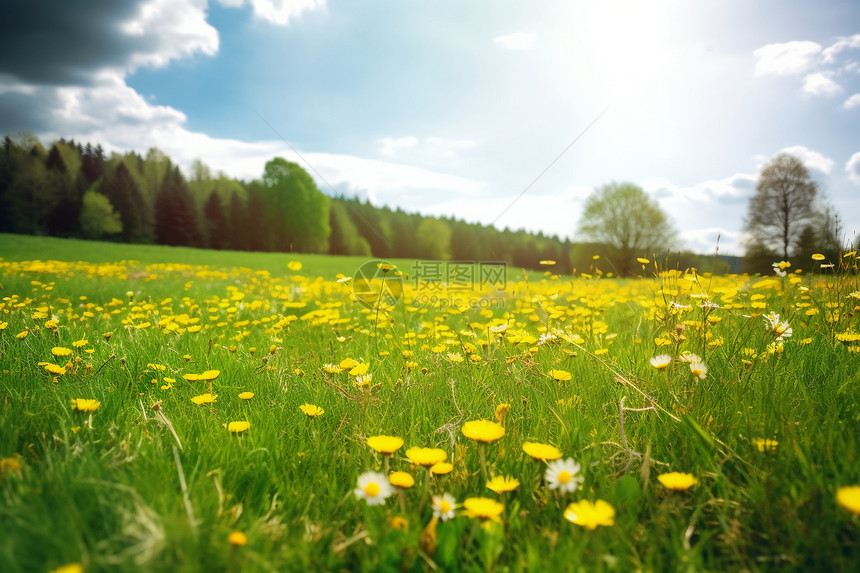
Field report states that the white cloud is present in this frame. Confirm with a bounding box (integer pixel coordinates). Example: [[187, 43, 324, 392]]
[[120, 0, 219, 73], [219, 0, 326, 26], [777, 145, 835, 173], [379, 136, 418, 155], [493, 32, 536, 51], [754, 41, 822, 76], [844, 93, 860, 109], [801, 72, 842, 96], [822, 33, 860, 63], [680, 228, 742, 257], [640, 173, 757, 203], [847, 152, 860, 185]]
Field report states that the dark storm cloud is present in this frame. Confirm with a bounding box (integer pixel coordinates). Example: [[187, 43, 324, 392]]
[[0, 89, 57, 134], [0, 1, 147, 85]]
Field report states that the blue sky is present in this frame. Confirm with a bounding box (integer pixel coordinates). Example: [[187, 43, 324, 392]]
[[1, 0, 859, 255]]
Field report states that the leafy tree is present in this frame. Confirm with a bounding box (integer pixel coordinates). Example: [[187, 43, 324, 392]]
[[102, 161, 149, 243], [261, 158, 331, 253], [415, 218, 452, 260], [228, 191, 248, 251], [329, 199, 371, 256], [576, 182, 678, 276], [79, 189, 122, 239], [155, 167, 202, 247], [743, 153, 818, 260], [203, 192, 230, 250]]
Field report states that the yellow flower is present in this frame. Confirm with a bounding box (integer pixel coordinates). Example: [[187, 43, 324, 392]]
[[339, 357, 358, 370], [548, 369, 572, 382], [0, 454, 22, 479], [564, 500, 615, 530], [405, 447, 447, 466], [486, 475, 520, 494], [72, 339, 88, 348], [191, 393, 218, 405], [183, 369, 220, 381], [16, 330, 28, 339], [836, 485, 860, 515], [43, 363, 66, 376], [299, 403, 324, 417], [461, 420, 505, 443], [462, 497, 504, 522], [637, 257, 650, 264], [658, 472, 698, 491], [71, 399, 100, 412], [228, 531, 248, 546], [366, 435, 404, 454], [811, 253, 825, 261], [494, 403, 511, 425], [287, 261, 303, 271], [430, 462, 454, 475], [227, 421, 250, 433], [539, 260, 556, 265], [238, 392, 254, 400], [752, 438, 778, 452], [388, 471, 415, 488], [377, 262, 397, 272], [49, 564, 84, 573], [52, 346, 73, 357], [349, 363, 369, 376], [522, 441, 563, 461]]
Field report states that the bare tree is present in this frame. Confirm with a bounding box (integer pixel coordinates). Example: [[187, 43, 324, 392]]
[[744, 153, 818, 260]]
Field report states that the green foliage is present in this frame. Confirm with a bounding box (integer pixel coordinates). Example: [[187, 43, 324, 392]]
[[577, 182, 678, 276], [79, 189, 122, 239], [262, 158, 330, 253], [415, 218, 452, 260]]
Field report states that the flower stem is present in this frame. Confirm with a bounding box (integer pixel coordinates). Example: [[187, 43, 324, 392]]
[[478, 443, 489, 482]]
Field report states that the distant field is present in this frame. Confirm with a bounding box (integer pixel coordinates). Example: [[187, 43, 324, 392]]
[[0, 233, 858, 572]]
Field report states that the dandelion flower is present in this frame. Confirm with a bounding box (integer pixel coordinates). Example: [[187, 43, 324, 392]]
[[227, 421, 250, 433], [52, 347, 73, 357], [388, 471, 415, 489], [430, 462, 453, 475], [227, 531, 247, 546], [836, 485, 860, 515], [494, 403, 511, 425], [183, 370, 220, 381], [545, 458, 584, 493], [72, 339, 88, 348], [16, 330, 28, 339], [752, 438, 778, 452], [366, 435, 404, 454], [43, 363, 66, 376], [649, 354, 672, 370], [522, 441, 563, 461], [811, 253, 825, 261], [49, 564, 83, 573], [405, 447, 447, 466], [238, 392, 254, 400], [377, 262, 397, 273], [549, 369, 572, 382], [191, 393, 217, 405], [539, 260, 556, 265], [637, 257, 650, 264], [564, 500, 615, 530], [70, 399, 100, 413], [462, 420, 505, 443], [287, 261, 303, 271], [433, 493, 457, 521], [658, 472, 698, 491], [299, 403, 324, 417], [354, 470, 394, 506], [461, 497, 504, 522], [486, 475, 520, 494]]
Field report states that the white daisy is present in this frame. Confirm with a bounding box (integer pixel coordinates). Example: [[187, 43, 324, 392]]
[[689, 360, 707, 379], [649, 354, 672, 370], [545, 458, 584, 493], [432, 493, 457, 521], [354, 471, 394, 506]]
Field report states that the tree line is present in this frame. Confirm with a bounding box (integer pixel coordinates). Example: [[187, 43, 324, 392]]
[[0, 133, 579, 270]]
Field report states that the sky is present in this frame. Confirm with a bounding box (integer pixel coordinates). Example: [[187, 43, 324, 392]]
[[1, 0, 859, 256]]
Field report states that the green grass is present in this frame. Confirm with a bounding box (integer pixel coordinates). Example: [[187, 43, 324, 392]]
[[0, 234, 858, 572]]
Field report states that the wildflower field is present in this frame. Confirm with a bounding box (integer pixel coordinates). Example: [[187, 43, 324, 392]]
[[1, 234, 859, 572]]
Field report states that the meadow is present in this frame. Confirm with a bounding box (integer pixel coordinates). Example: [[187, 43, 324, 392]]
[[0, 233, 858, 572]]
